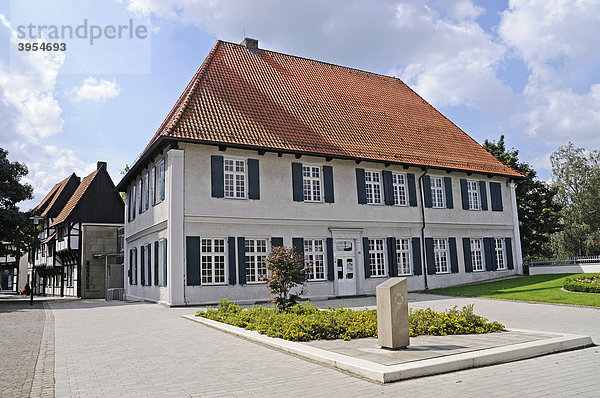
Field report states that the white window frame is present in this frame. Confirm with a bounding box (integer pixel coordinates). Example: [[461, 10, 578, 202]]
[[365, 170, 383, 205], [470, 238, 485, 272], [160, 238, 167, 286], [302, 165, 323, 203], [495, 238, 506, 270], [224, 157, 247, 199], [430, 177, 445, 208], [369, 238, 386, 277], [433, 238, 449, 274], [143, 172, 149, 212], [245, 238, 268, 283], [150, 166, 156, 206], [467, 180, 480, 210], [201, 238, 227, 285], [304, 238, 326, 281], [392, 173, 408, 206], [395, 238, 412, 275], [130, 185, 136, 221], [137, 179, 143, 214], [157, 159, 165, 203]]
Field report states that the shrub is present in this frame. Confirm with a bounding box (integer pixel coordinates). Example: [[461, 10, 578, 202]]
[[261, 246, 306, 312], [563, 276, 600, 293], [196, 299, 504, 342]]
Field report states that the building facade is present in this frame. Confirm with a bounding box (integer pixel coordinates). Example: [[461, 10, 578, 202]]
[[117, 39, 524, 306]]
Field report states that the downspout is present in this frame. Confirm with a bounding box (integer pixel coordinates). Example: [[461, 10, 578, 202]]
[[418, 168, 429, 290]]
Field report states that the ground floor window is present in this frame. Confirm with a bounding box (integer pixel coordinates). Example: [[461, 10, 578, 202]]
[[67, 265, 74, 287], [395, 238, 412, 275], [434, 238, 449, 274], [470, 238, 484, 271], [304, 239, 325, 280], [161, 239, 167, 286], [201, 238, 226, 285], [495, 238, 506, 270], [245, 239, 267, 283], [369, 238, 386, 276]]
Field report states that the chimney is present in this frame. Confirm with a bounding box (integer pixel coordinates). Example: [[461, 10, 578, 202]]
[[240, 37, 258, 50], [97, 161, 107, 170]]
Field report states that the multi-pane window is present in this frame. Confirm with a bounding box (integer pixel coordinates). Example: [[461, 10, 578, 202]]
[[130, 185, 136, 221], [396, 238, 412, 275], [161, 239, 168, 286], [150, 166, 156, 206], [392, 173, 408, 206], [224, 158, 246, 199], [201, 239, 226, 284], [434, 238, 449, 273], [431, 177, 445, 208], [138, 179, 143, 213], [130, 247, 137, 285], [143, 172, 149, 211], [304, 239, 325, 280], [369, 238, 386, 276], [158, 159, 165, 202], [365, 171, 383, 205], [302, 165, 322, 202], [245, 239, 268, 283], [467, 180, 480, 210], [470, 238, 484, 271], [495, 238, 506, 270]]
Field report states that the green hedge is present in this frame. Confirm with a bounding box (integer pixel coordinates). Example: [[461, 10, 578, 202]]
[[564, 276, 600, 293], [196, 299, 504, 342]]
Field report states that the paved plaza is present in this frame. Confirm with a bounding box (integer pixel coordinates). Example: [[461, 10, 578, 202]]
[[1, 293, 599, 397]]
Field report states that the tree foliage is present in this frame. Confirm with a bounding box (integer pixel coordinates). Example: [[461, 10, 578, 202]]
[[261, 246, 306, 312], [483, 136, 562, 260]]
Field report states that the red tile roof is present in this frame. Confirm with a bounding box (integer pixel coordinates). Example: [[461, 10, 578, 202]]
[[143, 40, 522, 177], [50, 170, 99, 227], [33, 175, 70, 215]]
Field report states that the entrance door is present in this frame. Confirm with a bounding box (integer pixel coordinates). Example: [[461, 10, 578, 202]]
[[334, 240, 357, 296]]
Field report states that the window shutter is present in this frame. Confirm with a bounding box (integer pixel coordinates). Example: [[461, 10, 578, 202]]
[[362, 237, 370, 278], [423, 175, 432, 208], [490, 182, 503, 211], [387, 237, 397, 277], [128, 250, 133, 284], [479, 181, 488, 211], [154, 241, 159, 285], [460, 179, 469, 210], [151, 167, 156, 206], [505, 237, 514, 270], [382, 171, 394, 205], [407, 173, 417, 207], [484, 237, 495, 271], [463, 238, 473, 273], [411, 237, 422, 275], [237, 237, 246, 285], [186, 236, 201, 285], [425, 238, 436, 275], [291, 163, 304, 201], [270, 237, 283, 248], [292, 238, 305, 272], [449, 238, 458, 273], [138, 180, 143, 214], [444, 177, 453, 209], [248, 159, 260, 200], [133, 248, 137, 284], [140, 245, 145, 286], [148, 243, 152, 285], [323, 166, 334, 203], [355, 168, 367, 204], [326, 238, 334, 281], [210, 156, 224, 198], [163, 239, 168, 286], [227, 237, 236, 285]]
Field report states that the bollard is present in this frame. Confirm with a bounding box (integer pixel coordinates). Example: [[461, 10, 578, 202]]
[[376, 277, 409, 349]]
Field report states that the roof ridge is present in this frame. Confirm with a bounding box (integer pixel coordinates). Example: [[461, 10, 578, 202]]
[[50, 169, 99, 227]]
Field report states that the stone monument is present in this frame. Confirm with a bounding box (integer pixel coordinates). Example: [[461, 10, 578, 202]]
[[376, 277, 409, 349]]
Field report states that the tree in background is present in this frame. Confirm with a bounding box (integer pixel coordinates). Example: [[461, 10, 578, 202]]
[[483, 136, 562, 260], [550, 143, 600, 257]]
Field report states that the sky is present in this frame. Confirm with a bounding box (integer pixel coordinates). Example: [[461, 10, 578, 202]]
[[1, 0, 599, 210]]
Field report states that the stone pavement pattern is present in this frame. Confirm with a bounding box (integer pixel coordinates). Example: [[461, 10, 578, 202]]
[[48, 295, 600, 397]]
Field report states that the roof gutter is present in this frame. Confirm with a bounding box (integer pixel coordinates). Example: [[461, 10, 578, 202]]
[[116, 136, 175, 191]]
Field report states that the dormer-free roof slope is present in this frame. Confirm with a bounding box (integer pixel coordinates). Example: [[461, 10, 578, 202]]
[[32, 173, 80, 218], [120, 40, 521, 189]]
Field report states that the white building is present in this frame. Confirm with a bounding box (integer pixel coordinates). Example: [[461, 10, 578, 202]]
[[117, 38, 524, 306]]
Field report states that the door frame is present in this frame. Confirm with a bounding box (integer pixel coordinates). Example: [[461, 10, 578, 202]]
[[329, 228, 364, 296]]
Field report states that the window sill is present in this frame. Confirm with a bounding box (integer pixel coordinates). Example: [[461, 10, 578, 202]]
[[370, 274, 388, 278], [496, 268, 508, 272], [398, 273, 413, 277], [246, 281, 267, 285], [366, 202, 384, 206], [473, 269, 485, 272], [223, 196, 248, 200], [435, 271, 451, 275], [302, 200, 324, 204], [307, 279, 328, 282]]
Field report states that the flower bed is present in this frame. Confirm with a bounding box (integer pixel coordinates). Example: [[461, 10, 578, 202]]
[[563, 276, 600, 293], [196, 299, 504, 342]]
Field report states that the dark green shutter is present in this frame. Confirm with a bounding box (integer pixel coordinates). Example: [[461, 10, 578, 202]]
[[449, 238, 458, 273], [154, 241, 159, 285], [363, 237, 370, 278], [323, 166, 334, 203], [210, 156, 224, 198], [186, 236, 201, 285], [387, 237, 397, 277], [490, 182, 503, 211], [484, 237, 496, 271], [147, 244, 152, 285], [412, 237, 422, 275], [382, 170, 394, 205], [460, 179, 469, 210], [228, 237, 236, 285], [237, 237, 246, 285], [356, 169, 367, 204], [292, 238, 305, 272], [407, 173, 417, 207], [270, 237, 283, 248], [423, 175, 432, 208], [248, 159, 260, 200], [463, 238, 473, 273], [444, 177, 453, 209], [479, 181, 488, 211], [505, 238, 514, 270], [128, 249, 133, 284], [326, 238, 334, 281], [425, 238, 436, 275], [291, 163, 304, 201], [140, 245, 145, 285]]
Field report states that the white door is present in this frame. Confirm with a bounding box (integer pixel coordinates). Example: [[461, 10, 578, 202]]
[[334, 240, 357, 296]]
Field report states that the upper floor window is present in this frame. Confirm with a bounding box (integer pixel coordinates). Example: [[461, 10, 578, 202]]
[[369, 238, 386, 276], [201, 238, 226, 285], [138, 179, 143, 214], [392, 173, 408, 206], [430, 177, 445, 208], [467, 180, 480, 210], [130, 184, 136, 221], [150, 166, 156, 206], [224, 158, 246, 199], [157, 159, 165, 203], [142, 172, 149, 212], [302, 165, 322, 202], [396, 238, 412, 275], [245, 239, 268, 283], [470, 238, 484, 271], [304, 239, 325, 280], [433, 238, 449, 273], [365, 171, 383, 205], [495, 238, 506, 270]]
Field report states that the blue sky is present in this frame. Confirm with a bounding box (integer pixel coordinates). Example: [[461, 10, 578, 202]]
[[1, 0, 599, 210]]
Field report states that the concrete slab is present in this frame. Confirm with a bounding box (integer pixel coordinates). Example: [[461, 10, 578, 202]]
[[184, 315, 594, 383]]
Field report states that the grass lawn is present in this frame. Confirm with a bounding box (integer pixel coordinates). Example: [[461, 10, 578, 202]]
[[430, 273, 600, 307]]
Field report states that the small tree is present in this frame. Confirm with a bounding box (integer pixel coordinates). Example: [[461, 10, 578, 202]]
[[262, 246, 306, 312]]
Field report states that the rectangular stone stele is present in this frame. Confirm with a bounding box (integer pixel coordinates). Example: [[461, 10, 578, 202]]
[[376, 277, 409, 349]]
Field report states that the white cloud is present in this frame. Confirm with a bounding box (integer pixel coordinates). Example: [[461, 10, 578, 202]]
[[72, 77, 121, 102]]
